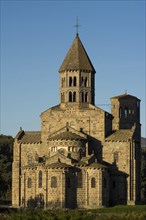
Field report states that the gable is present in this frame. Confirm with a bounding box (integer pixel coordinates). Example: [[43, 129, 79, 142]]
[[48, 125, 87, 141]]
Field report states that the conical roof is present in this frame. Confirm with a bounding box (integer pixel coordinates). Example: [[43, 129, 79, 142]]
[[59, 34, 96, 73]]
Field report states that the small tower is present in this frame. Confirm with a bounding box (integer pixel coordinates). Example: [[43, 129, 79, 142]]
[[59, 34, 96, 108], [111, 94, 141, 130]]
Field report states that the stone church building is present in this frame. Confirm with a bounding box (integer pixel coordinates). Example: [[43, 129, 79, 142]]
[[12, 33, 141, 209]]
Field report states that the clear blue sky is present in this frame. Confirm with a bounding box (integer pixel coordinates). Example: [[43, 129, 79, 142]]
[[1, 0, 145, 137]]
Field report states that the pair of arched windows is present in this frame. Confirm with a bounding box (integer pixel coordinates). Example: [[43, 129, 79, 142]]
[[82, 92, 88, 102], [38, 170, 57, 188], [119, 107, 129, 118], [28, 171, 42, 188], [81, 77, 88, 87], [69, 92, 76, 102], [68, 146, 76, 152], [69, 77, 76, 86]]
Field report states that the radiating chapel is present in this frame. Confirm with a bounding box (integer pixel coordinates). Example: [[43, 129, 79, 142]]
[[12, 33, 141, 209]]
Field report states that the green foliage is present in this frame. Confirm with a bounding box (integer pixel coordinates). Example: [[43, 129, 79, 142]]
[[5, 206, 146, 220], [0, 135, 14, 200]]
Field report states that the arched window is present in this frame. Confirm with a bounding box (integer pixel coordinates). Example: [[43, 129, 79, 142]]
[[69, 92, 72, 102], [38, 171, 42, 188], [91, 177, 96, 188], [69, 77, 72, 86], [85, 77, 87, 87], [85, 92, 88, 102], [51, 176, 57, 188], [119, 107, 122, 118], [81, 77, 84, 86], [74, 77, 76, 86], [124, 107, 128, 118], [72, 147, 76, 152], [28, 178, 32, 188], [82, 92, 84, 102], [73, 92, 76, 102], [113, 151, 118, 163], [77, 172, 82, 188]]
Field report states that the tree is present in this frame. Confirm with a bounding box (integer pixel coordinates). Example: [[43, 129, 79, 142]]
[[0, 135, 13, 201]]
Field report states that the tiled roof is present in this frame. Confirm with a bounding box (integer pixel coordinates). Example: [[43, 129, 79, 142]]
[[59, 34, 96, 73], [105, 130, 134, 142], [87, 162, 108, 169], [19, 131, 41, 144], [111, 94, 139, 100], [49, 131, 86, 140], [74, 161, 87, 166]]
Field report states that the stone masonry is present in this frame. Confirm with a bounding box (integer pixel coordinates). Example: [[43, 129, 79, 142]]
[[12, 33, 141, 209]]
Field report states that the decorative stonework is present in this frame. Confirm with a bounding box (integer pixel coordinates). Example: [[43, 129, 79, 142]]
[[12, 34, 141, 209]]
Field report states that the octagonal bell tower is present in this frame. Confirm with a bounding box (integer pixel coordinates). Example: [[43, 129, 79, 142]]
[[59, 34, 96, 108]]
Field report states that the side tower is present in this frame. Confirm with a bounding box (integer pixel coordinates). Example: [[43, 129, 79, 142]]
[[59, 34, 96, 108], [111, 94, 140, 131], [110, 94, 141, 204]]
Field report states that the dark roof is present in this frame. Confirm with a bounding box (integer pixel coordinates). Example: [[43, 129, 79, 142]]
[[59, 34, 96, 73], [111, 94, 140, 100], [46, 161, 72, 169], [87, 162, 108, 169], [18, 131, 41, 144], [74, 161, 87, 166], [49, 131, 86, 140], [105, 129, 134, 142]]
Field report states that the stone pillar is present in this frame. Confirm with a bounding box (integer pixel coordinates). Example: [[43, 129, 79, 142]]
[[61, 171, 66, 208], [86, 171, 89, 207], [98, 169, 103, 206], [45, 170, 48, 209], [86, 142, 89, 157]]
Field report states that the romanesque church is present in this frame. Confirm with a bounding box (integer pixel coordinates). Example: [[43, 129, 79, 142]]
[[12, 33, 141, 209]]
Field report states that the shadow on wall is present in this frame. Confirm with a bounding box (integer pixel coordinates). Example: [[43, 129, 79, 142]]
[[22, 194, 45, 208], [24, 195, 64, 209]]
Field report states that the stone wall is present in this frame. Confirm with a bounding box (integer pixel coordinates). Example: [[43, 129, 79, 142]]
[[103, 140, 138, 204], [41, 105, 112, 148], [18, 165, 112, 209]]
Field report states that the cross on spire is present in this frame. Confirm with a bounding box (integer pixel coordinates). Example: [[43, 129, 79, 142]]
[[74, 17, 81, 35]]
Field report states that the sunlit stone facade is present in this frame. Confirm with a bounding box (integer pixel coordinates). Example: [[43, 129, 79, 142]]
[[12, 34, 141, 209]]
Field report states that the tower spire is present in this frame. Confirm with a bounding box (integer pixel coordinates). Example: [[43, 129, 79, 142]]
[[74, 17, 81, 35]]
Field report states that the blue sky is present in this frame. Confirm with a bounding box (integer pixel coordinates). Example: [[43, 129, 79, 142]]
[[0, 0, 145, 137]]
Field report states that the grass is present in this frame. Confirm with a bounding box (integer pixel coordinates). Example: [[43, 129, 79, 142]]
[[1, 205, 146, 220]]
